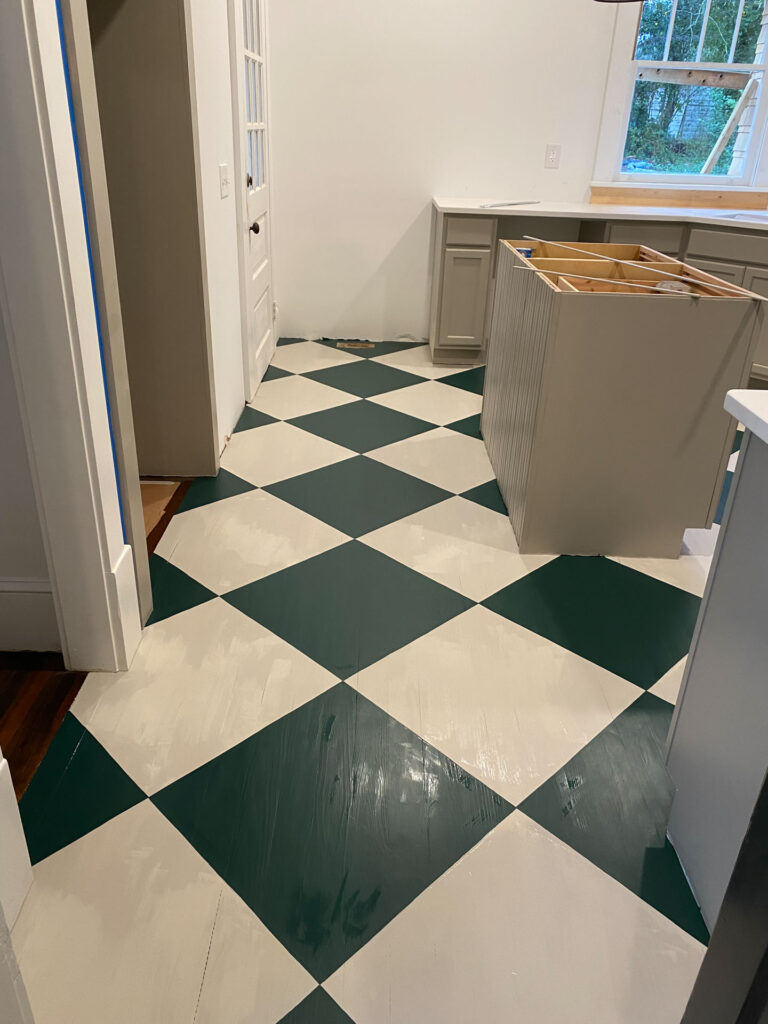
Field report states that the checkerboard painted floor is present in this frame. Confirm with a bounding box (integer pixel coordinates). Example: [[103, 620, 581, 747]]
[[14, 338, 737, 1024]]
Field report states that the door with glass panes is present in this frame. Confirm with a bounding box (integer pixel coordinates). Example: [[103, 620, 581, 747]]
[[233, 0, 273, 398]]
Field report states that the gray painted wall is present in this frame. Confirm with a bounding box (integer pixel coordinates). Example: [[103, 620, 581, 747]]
[[0, 316, 58, 650]]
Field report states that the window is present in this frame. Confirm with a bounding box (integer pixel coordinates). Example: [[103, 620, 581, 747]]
[[619, 0, 768, 181]]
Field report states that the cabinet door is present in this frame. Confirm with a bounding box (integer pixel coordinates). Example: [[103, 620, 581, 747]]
[[685, 258, 746, 286], [742, 266, 768, 376], [438, 247, 491, 349]]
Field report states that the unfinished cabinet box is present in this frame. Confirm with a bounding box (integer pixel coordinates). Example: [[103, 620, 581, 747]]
[[482, 241, 765, 557]]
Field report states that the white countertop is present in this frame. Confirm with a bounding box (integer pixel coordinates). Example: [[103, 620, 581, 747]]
[[433, 197, 768, 232], [725, 390, 768, 446]]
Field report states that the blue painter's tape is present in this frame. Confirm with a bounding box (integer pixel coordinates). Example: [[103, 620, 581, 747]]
[[55, 0, 127, 542]]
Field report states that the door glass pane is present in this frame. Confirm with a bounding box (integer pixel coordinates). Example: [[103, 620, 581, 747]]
[[244, 58, 251, 121], [242, 0, 249, 49], [253, 0, 262, 55], [256, 130, 264, 188], [733, 0, 765, 62], [257, 130, 266, 186], [256, 63, 263, 123], [635, 0, 674, 60], [622, 79, 744, 174], [246, 129, 254, 186], [669, 0, 708, 60]]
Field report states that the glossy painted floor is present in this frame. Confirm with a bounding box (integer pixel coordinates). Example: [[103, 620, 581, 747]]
[[12, 339, 738, 1024]]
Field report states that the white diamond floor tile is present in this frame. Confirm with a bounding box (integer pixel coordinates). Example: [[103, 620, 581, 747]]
[[352, 605, 641, 805], [12, 802, 314, 1024], [610, 552, 711, 598], [154, 489, 347, 594], [367, 427, 494, 493], [325, 812, 705, 1024], [270, 340, 362, 375], [369, 345, 471, 379], [360, 496, 550, 601], [220, 421, 354, 486], [71, 599, 338, 794], [195, 886, 315, 1024], [369, 380, 482, 426], [649, 657, 687, 705], [248, 375, 357, 420]]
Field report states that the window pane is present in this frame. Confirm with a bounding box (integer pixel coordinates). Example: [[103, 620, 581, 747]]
[[622, 79, 744, 174], [733, 0, 765, 62], [669, 0, 708, 61], [636, 0, 674, 60], [701, 0, 742, 61]]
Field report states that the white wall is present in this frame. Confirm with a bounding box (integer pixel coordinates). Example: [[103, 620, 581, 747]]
[[0, 317, 59, 652], [187, 0, 245, 450], [267, 0, 618, 342]]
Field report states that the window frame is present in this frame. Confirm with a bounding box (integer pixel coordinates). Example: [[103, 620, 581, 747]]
[[606, 2, 768, 186]]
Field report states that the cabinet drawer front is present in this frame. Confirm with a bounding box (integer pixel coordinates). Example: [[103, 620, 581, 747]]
[[607, 221, 683, 255], [445, 215, 496, 247], [439, 247, 491, 349], [687, 228, 768, 265], [686, 258, 745, 286]]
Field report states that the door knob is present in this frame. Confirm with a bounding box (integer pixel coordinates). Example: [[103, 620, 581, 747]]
[[250, 221, 260, 234]]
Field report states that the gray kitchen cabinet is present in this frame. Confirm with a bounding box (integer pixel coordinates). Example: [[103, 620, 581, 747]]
[[742, 266, 768, 377], [605, 220, 684, 256], [685, 258, 746, 287], [438, 247, 491, 350], [429, 213, 496, 364]]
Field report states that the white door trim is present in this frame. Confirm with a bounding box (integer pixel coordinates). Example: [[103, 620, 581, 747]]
[[0, 0, 141, 671]]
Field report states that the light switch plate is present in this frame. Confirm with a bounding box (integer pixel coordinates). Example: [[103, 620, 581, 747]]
[[219, 163, 231, 198]]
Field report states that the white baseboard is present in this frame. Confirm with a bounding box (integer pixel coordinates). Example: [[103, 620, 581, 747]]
[[0, 580, 59, 652]]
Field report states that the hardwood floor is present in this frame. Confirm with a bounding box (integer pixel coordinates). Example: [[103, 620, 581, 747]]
[[0, 652, 86, 799]]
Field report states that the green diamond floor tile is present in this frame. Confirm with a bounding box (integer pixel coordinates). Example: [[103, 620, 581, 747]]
[[234, 406, 278, 432], [265, 456, 451, 537], [461, 479, 508, 515], [279, 988, 355, 1023], [732, 430, 744, 454], [714, 470, 733, 525], [20, 713, 145, 864], [439, 365, 485, 394], [264, 364, 294, 382], [446, 413, 482, 439], [482, 555, 700, 689], [521, 692, 709, 944], [152, 682, 512, 982], [303, 361, 424, 398], [321, 339, 428, 360], [278, 337, 306, 346], [146, 554, 216, 625], [223, 540, 473, 677], [290, 400, 434, 454], [176, 468, 256, 513]]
